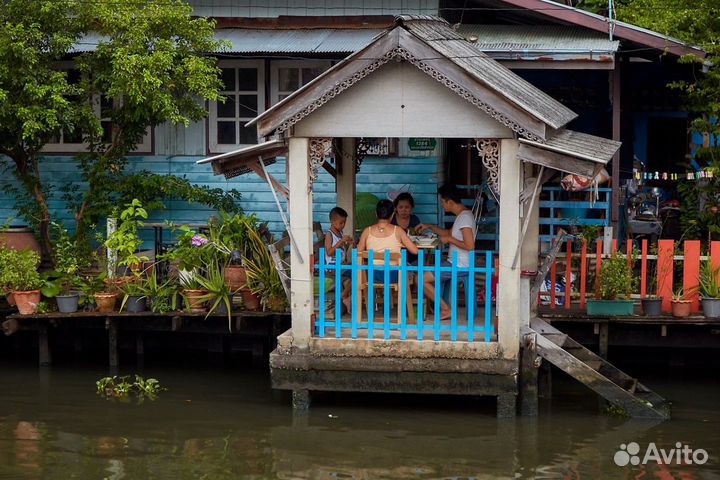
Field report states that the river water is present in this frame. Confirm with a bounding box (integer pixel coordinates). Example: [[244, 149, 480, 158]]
[[0, 359, 718, 480]]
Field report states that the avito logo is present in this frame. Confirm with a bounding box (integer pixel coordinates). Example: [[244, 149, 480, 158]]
[[614, 442, 709, 467]]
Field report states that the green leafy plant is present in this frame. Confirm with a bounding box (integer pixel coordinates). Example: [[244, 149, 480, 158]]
[[119, 265, 180, 313], [195, 259, 232, 325], [207, 212, 260, 265], [696, 259, 720, 299], [0, 247, 43, 292], [104, 199, 149, 269], [161, 226, 212, 272], [598, 252, 634, 300], [672, 286, 686, 302], [96, 374, 166, 403], [48, 222, 88, 295], [244, 224, 286, 308]]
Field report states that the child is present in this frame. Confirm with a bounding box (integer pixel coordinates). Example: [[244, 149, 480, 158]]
[[324, 207, 354, 312]]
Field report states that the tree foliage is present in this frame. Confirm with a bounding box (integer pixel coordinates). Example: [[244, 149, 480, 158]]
[[0, 0, 235, 259]]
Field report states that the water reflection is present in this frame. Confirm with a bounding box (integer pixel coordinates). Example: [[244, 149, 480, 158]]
[[0, 362, 717, 480]]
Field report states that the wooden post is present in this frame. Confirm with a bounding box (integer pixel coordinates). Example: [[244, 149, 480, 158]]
[[598, 322, 609, 359], [521, 163, 541, 314], [657, 239, 674, 312], [610, 64, 621, 231], [520, 332, 539, 416], [338, 138, 357, 236], [38, 323, 51, 366], [498, 138, 520, 359], [288, 137, 314, 348], [684, 240, 701, 313], [580, 242, 588, 309], [107, 318, 119, 369]]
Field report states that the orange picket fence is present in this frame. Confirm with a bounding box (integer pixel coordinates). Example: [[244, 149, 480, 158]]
[[541, 238, 720, 314]]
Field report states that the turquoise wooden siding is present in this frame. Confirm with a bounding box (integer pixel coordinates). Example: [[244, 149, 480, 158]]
[[0, 154, 440, 245]]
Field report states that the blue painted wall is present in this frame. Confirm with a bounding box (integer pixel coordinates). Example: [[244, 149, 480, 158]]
[[0, 154, 440, 246]]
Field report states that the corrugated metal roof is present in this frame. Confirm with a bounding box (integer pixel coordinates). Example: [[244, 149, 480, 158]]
[[520, 129, 621, 164], [399, 16, 577, 130], [214, 28, 384, 54], [71, 29, 384, 54], [457, 25, 619, 54]]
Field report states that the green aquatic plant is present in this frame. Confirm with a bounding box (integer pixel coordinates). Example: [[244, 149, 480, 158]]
[[96, 375, 166, 403]]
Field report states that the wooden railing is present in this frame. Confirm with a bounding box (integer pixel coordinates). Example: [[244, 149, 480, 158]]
[[542, 238, 720, 314], [316, 248, 495, 342]]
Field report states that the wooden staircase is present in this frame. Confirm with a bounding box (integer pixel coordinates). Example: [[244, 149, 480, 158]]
[[523, 317, 670, 419]]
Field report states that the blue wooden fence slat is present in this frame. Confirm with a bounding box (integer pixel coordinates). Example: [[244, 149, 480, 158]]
[[383, 249, 391, 340], [400, 249, 408, 341], [318, 248, 326, 337], [467, 251, 475, 342], [368, 250, 375, 340], [351, 249, 359, 339], [417, 249, 425, 341], [434, 249, 441, 342], [450, 250, 458, 342], [485, 251, 493, 342], [335, 249, 343, 339]]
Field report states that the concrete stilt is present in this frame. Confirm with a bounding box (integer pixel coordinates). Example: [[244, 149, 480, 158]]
[[292, 389, 311, 411], [497, 393, 517, 418]]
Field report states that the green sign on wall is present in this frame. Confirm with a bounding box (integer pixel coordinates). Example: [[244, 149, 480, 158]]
[[407, 138, 437, 151]]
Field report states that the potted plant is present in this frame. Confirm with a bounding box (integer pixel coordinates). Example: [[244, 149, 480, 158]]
[[104, 199, 149, 277], [670, 287, 692, 318], [46, 223, 86, 313], [142, 268, 181, 313], [244, 225, 287, 311], [195, 259, 233, 328], [119, 275, 148, 313], [587, 251, 635, 316], [162, 227, 212, 312], [696, 259, 720, 318], [0, 247, 44, 315], [641, 245, 665, 316], [208, 213, 260, 292]]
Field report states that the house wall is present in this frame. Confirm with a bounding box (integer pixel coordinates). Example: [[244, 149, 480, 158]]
[[0, 152, 441, 244], [188, 0, 439, 17]]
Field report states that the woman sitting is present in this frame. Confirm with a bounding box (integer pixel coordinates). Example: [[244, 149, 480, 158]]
[[391, 192, 421, 233]]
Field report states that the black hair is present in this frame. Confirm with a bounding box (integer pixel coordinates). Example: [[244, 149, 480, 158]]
[[329, 207, 348, 221], [375, 199, 395, 220], [438, 184, 462, 204], [393, 192, 415, 208]]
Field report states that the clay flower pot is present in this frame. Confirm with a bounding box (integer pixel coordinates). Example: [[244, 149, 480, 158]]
[[183, 289, 208, 313], [13, 290, 41, 315], [267, 295, 286, 312], [94, 293, 118, 313], [670, 300, 691, 318], [224, 265, 247, 292], [240, 288, 260, 311]]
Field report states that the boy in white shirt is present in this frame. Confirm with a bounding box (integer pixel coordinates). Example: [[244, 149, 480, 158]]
[[416, 184, 476, 319]]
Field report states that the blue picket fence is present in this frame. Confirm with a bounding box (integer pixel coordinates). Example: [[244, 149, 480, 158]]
[[316, 248, 495, 342]]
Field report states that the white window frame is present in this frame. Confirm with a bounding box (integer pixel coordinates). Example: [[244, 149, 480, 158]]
[[270, 60, 332, 106], [42, 62, 152, 154], [208, 59, 265, 154]]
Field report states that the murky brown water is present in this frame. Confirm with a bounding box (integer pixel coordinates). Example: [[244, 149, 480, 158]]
[[0, 360, 718, 479]]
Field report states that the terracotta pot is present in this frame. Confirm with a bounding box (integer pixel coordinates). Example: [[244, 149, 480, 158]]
[[183, 289, 208, 313], [94, 293, 118, 313], [6, 291, 16, 306], [670, 300, 691, 318], [223, 265, 247, 292], [0, 227, 41, 255], [13, 290, 41, 315], [240, 288, 260, 311], [267, 295, 286, 312]]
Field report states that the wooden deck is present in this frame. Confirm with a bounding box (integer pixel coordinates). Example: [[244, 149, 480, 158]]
[[2, 310, 290, 368]]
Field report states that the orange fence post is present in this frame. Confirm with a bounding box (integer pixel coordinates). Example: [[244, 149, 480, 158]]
[[612, 239, 617, 254], [657, 239, 674, 313], [580, 241, 588, 309], [684, 240, 701, 313], [711, 242, 720, 285], [640, 239, 648, 298], [565, 240, 572, 309], [626, 240, 633, 268]]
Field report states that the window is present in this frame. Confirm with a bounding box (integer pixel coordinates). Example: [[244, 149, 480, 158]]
[[270, 60, 331, 105], [209, 60, 265, 153], [43, 63, 152, 154]]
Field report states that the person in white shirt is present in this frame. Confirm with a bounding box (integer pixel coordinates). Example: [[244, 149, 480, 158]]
[[416, 184, 476, 319]]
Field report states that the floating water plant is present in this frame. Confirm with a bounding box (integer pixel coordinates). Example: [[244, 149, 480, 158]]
[[96, 375, 166, 403]]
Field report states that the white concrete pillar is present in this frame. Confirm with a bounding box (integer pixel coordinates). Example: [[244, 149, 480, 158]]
[[498, 139, 521, 359], [288, 137, 314, 348], [337, 138, 357, 236]]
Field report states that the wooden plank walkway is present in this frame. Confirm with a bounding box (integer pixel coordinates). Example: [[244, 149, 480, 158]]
[[2, 310, 290, 368]]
